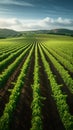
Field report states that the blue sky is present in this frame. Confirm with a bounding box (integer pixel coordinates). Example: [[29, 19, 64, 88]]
[[0, 0, 73, 31]]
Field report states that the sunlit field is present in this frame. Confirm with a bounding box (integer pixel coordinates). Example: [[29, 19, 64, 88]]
[[0, 34, 73, 130]]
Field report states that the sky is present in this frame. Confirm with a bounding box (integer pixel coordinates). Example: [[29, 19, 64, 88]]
[[0, 0, 73, 31]]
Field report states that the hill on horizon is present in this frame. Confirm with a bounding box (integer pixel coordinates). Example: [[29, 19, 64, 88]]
[[48, 28, 73, 35], [0, 28, 73, 38], [21, 28, 73, 36], [0, 28, 21, 38]]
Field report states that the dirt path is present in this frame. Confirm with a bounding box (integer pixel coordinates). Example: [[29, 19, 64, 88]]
[[10, 51, 35, 130], [38, 48, 65, 130]]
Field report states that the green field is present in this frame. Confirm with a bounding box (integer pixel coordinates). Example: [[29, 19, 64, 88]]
[[0, 34, 73, 130]]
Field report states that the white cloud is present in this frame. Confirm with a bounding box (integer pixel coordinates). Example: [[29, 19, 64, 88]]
[[56, 17, 72, 25], [0, 0, 34, 7], [0, 17, 73, 31]]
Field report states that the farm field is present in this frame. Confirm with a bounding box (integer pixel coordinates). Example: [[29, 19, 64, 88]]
[[0, 34, 73, 130]]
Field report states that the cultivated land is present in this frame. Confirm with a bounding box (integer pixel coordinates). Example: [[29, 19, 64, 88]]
[[0, 34, 73, 130]]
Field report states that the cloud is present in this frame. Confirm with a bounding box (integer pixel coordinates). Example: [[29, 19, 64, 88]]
[[56, 17, 72, 25], [0, 0, 34, 7], [39, 17, 73, 25], [0, 17, 73, 31]]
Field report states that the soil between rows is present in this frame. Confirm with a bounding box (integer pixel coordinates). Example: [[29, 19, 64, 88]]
[[0, 45, 29, 74], [0, 51, 30, 117], [10, 50, 35, 130], [41, 45, 73, 115], [0, 44, 73, 130], [51, 48, 73, 77], [38, 47, 65, 130]]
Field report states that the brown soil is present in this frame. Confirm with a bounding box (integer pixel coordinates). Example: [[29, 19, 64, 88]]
[[51, 48, 73, 77], [1, 44, 73, 130], [0, 52, 29, 117], [0, 45, 29, 74], [44, 46, 73, 78], [10, 50, 35, 130], [42, 46, 73, 115], [38, 48, 65, 130]]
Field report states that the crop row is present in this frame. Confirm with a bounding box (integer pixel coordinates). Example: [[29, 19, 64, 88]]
[[30, 44, 43, 130], [0, 44, 32, 88], [51, 48, 73, 65], [0, 42, 23, 55], [0, 44, 34, 130], [59, 47, 73, 57], [0, 44, 30, 72], [43, 44, 73, 73], [39, 44, 73, 130], [0, 43, 28, 62], [0, 38, 30, 55], [41, 44, 73, 93]]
